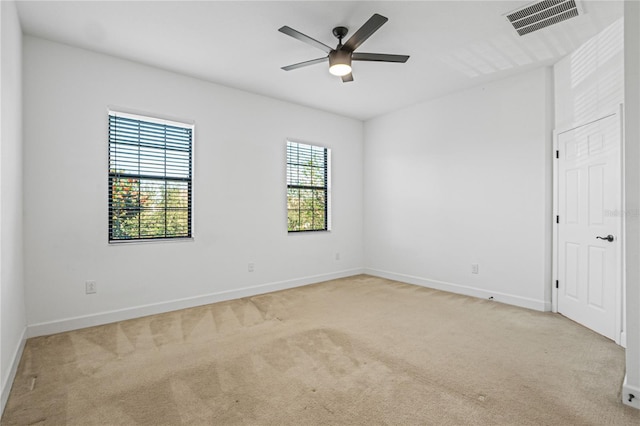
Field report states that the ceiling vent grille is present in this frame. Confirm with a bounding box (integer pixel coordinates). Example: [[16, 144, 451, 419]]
[[506, 0, 581, 36]]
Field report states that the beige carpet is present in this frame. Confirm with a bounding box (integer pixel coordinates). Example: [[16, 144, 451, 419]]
[[2, 275, 639, 425]]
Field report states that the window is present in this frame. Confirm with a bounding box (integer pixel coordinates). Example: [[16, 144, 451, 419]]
[[287, 141, 330, 232], [108, 112, 193, 241]]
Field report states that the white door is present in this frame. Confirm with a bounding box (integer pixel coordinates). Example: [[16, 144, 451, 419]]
[[557, 113, 621, 341]]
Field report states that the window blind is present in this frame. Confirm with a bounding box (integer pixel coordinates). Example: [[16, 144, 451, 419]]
[[108, 113, 193, 241], [287, 141, 329, 232]]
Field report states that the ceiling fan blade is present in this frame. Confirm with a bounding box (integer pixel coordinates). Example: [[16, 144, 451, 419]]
[[342, 14, 388, 52], [281, 57, 328, 71], [341, 73, 354, 83], [352, 52, 410, 63], [278, 26, 333, 53]]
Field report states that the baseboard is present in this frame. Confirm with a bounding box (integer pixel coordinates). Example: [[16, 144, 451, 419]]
[[27, 268, 364, 338], [623, 375, 640, 410], [365, 268, 550, 312], [1, 327, 27, 416]]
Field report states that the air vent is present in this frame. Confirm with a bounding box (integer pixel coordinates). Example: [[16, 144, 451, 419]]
[[506, 0, 582, 36]]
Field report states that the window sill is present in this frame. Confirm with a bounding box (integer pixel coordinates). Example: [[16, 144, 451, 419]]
[[108, 237, 194, 245]]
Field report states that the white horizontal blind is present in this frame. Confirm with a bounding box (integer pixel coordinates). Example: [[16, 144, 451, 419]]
[[108, 113, 192, 241], [287, 141, 329, 232]]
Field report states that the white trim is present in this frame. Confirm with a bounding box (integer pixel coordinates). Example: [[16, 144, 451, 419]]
[[1, 327, 27, 415], [26, 269, 364, 338], [617, 103, 626, 347], [619, 103, 627, 348], [107, 106, 194, 127], [552, 128, 559, 313], [623, 375, 640, 409], [365, 268, 550, 312], [326, 147, 332, 231], [108, 237, 194, 246]]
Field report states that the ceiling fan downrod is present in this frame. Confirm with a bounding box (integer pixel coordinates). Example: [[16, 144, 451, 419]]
[[332, 26, 349, 48]]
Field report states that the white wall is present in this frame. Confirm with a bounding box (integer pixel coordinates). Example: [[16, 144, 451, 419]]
[[22, 36, 364, 335], [363, 68, 553, 311], [624, 1, 640, 410], [554, 19, 624, 128], [0, 0, 27, 412]]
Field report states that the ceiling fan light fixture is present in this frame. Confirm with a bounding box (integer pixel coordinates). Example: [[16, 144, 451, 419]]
[[329, 63, 352, 77], [329, 50, 352, 76]]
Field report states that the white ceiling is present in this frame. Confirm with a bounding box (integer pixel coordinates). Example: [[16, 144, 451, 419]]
[[15, 1, 623, 121]]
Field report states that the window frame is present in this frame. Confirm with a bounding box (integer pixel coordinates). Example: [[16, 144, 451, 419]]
[[286, 140, 331, 233], [108, 110, 194, 243]]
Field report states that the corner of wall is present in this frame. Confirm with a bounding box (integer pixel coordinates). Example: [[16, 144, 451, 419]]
[[544, 66, 555, 308], [0, 329, 26, 413], [0, 0, 28, 416]]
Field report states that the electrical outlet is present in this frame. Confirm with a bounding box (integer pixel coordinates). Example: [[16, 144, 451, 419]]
[[471, 264, 479, 274], [248, 262, 255, 272], [85, 280, 97, 294], [335, 252, 340, 261]]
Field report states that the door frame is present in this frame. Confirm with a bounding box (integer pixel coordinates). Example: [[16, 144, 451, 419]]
[[552, 105, 625, 346]]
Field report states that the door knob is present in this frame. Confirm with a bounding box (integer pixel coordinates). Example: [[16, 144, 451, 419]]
[[596, 235, 614, 242]]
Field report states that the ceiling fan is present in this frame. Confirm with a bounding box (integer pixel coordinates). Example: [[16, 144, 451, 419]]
[[278, 13, 410, 83]]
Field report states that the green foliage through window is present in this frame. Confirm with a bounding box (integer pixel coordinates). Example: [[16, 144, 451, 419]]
[[287, 141, 329, 232], [109, 113, 192, 241]]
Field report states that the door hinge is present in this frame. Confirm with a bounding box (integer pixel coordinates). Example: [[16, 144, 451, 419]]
[[556, 215, 559, 224], [556, 280, 559, 289], [556, 150, 559, 159]]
